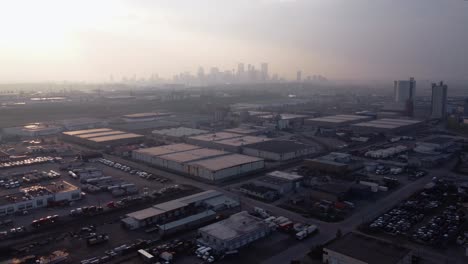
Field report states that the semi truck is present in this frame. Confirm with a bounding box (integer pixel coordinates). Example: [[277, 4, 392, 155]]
[[87, 234, 109, 246], [295, 225, 318, 240]]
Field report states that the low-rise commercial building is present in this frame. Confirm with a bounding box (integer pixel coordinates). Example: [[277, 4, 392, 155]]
[[0, 181, 81, 216], [60, 118, 107, 131], [122, 112, 171, 122], [243, 140, 316, 161], [187, 132, 243, 149], [223, 126, 267, 135], [305, 152, 362, 175], [152, 127, 209, 142], [351, 118, 423, 134], [257, 113, 309, 129], [323, 232, 412, 264], [187, 154, 265, 182], [254, 171, 303, 194], [198, 211, 272, 253], [414, 136, 456, 155], [156, 148, 229, 172], [306, 115, 373, 128], [3, 123, 63, 137], [62, 128, 144, 148], [121, 190, 239, 230], [212, 136, 271, 152], [0, 150, 9, 162], [132, 144, 201, 164]]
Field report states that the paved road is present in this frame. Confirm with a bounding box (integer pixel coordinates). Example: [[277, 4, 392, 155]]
[[106, 154, 459, 264], [262, 167, 467, 264]]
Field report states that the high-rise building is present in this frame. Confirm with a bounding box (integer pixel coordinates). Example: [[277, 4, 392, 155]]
[[260, 63, 269, 81], [394, 77, 416, 116], [464, 98, 468, 117], [394, 77, 416, 103], [237, 63, 245, 82], [197, 66, 205, 84], [296, 71, 302, 82], [431, 81, 448, 119]]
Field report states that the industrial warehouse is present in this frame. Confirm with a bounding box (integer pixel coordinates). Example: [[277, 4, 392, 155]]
[[62, 128, 144, 148], [242, 140, 316, 161], [197, 211, 272, 253], [0, 181, 81, 216], [305, 114, 374, 128], [132, 144, 265, 181], [187, 131, 271, 152], [122, 190, 239, 231], [350, 118, 423, 134], [151, 127, 209, 142]]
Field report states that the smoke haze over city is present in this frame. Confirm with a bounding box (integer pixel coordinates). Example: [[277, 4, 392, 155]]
[[0, 0, 467, 83]]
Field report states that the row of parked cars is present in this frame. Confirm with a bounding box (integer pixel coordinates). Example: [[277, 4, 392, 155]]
[[80, 238, 160, 264], [97, 158, 169, 183], [0, 156, 56, 169], [368, 179, 466, 247], [0, 225, 26, 238], [31, 214, 59, 228], [412, 206, 465, 246], [0, 170, 60, 189]]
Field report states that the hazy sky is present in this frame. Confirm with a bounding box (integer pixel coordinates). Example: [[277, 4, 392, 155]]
[[0, 0, 467, 83]]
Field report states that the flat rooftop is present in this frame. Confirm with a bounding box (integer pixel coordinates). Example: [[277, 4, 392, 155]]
[[126, 207, 165, 221], [159, 148, 228, 163], [352, 118, 422, 129], [134, 144, 201, 157], [199, 211, 267, 241], [63, 128, 113, 136], [1, 181, 79, 206], [307, 114, 371, 123], [267, 171, 303, 181], [78, 130, 126, 139], [189, 154, 263, 171], [88, 133, 144, 142], [188, 132, 243, 142], [126, 190, 223, 221], [258, 113, 309, 120], [152, 127, 208, 137], [215, 136, 271, 147], [224, 126, 265, 135], [123, 112, 170, 118], [244, 140, 313, 153], [325, 233, 411, 264]]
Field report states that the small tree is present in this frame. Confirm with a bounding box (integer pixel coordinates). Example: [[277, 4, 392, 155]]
[[336, 228, 342, 238]]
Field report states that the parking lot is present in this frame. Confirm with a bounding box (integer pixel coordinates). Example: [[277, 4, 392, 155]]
[[364, 178, 468, 249]]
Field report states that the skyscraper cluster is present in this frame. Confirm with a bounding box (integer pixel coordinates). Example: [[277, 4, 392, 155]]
[[171, 63, 326, 86], [393, 77, 448, 119]]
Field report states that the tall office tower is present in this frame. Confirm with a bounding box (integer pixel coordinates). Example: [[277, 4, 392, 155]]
[[237, 63, 245, 82], [197, 66, 205, 85], [464, 98, 468, 117], [394, 77, 416, 116], [431, 81, 448, 119], [248, 65, 257, 82], [210, 67, 220, 83], [260, 63, 269, 81], [296, 71, 302, 82]]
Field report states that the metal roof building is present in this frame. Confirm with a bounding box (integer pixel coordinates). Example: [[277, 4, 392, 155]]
[[187, 154, 265, 182], [198, 211, 271, 252], [62, 128, 144, 148], [351, 118, 423, 133], [243, 140, 316, 161], [122, 190, 239, 230], [305, 114, 374, 128]]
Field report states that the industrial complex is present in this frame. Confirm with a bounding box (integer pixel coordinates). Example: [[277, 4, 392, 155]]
[[62, 128, 144, 148]]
